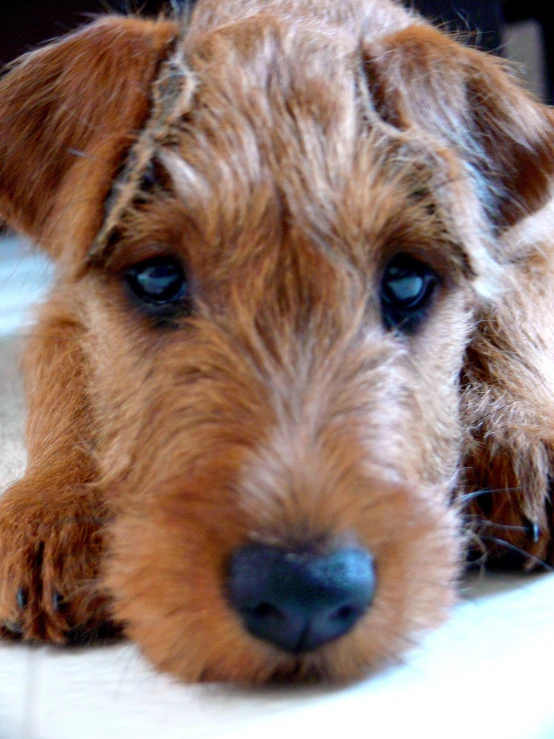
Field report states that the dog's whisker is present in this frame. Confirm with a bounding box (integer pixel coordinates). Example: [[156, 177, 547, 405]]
[[462, 517, 529, 534], [472, 535, 553, 572], [457, 486, 523, 504]]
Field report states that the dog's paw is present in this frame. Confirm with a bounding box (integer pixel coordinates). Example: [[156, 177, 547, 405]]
[[0, 477, 117, 643]]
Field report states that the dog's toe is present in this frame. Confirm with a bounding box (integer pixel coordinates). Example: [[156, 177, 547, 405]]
[[1, 620, 24, 637], [0, 479, 116, 644], [1, 588, 29, 637], [16, 587, 28, 610], [0, 586, 33, 640], [51, 591, 65, 613]]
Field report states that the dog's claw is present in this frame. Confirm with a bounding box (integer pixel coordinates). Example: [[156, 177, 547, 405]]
[[526, 521, 541, 543], [3, 620, 24, 635], [16, 588, 28, 610], [52, 592, 64, 612]]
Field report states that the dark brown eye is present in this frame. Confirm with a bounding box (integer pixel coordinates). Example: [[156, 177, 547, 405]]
[[125, 255, 191, 321], [380, 254, 438, 333]]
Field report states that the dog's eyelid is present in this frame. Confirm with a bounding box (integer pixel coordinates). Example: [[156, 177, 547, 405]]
[[100, 243, 188, 278], [379, 238, 469, 289]]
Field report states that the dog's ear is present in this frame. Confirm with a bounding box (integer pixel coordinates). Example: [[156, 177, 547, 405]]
[[0, 17, 178, 257], [364, 25, 554, 230]]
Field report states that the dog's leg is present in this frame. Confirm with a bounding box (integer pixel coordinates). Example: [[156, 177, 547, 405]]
[[0, 294, 114, 642]]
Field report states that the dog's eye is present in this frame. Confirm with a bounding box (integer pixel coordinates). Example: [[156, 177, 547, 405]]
[[124, 256, 191, 320], [380, 254, 439, 333]]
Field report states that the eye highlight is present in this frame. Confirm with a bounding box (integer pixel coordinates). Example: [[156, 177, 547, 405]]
[[124, 255, 191, 322], [380, 254, 439, 333]]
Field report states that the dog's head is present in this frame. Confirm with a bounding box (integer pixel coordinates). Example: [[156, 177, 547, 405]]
[[1, 0, 553, 683]]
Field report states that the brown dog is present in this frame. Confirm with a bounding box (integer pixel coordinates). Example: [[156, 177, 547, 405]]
[[1, 0, 554, 684]]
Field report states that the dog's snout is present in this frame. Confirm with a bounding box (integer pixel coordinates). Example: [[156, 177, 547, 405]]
[[227, 544, 375, 654]]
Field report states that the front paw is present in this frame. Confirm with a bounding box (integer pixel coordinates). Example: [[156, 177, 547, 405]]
[[0, 478, 117, 643]]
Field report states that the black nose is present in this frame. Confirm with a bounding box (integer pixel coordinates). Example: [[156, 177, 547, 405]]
[[227, 544, 375, 654]]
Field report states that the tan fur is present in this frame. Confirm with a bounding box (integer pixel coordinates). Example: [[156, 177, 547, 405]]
[[1, 0, 554, 684]]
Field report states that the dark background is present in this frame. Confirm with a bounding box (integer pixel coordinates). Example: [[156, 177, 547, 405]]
[[0, 1, 552, 102]]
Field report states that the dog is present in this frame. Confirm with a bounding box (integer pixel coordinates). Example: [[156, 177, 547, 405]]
[[1, 0, 554, 684]]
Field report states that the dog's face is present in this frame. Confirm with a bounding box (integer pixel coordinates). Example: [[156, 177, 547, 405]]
[[1, 0, 553, 683]]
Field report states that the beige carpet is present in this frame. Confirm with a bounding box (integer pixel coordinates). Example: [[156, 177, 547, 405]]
[[0, 338, 26, 489]]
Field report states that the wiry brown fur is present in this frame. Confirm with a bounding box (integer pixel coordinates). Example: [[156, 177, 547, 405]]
[[1, 0, 554, 684]]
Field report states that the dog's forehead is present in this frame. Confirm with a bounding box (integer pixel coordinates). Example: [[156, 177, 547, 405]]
[[89, 12, 483, 284], [90, 17, 360, 259]]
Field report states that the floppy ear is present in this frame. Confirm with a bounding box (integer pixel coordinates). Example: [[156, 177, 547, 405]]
[[364, 25, 554, 231], [0, 16, 178, 259]]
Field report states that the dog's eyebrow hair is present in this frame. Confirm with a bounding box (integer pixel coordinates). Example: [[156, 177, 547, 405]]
[[86, 30, 197, 268]]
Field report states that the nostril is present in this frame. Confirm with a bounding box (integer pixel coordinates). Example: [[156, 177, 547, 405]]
[[227, 544, 375, 654], [248, 602, 284, 620], [250, 603, 270, 618], [333, 605, 357, 623]]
